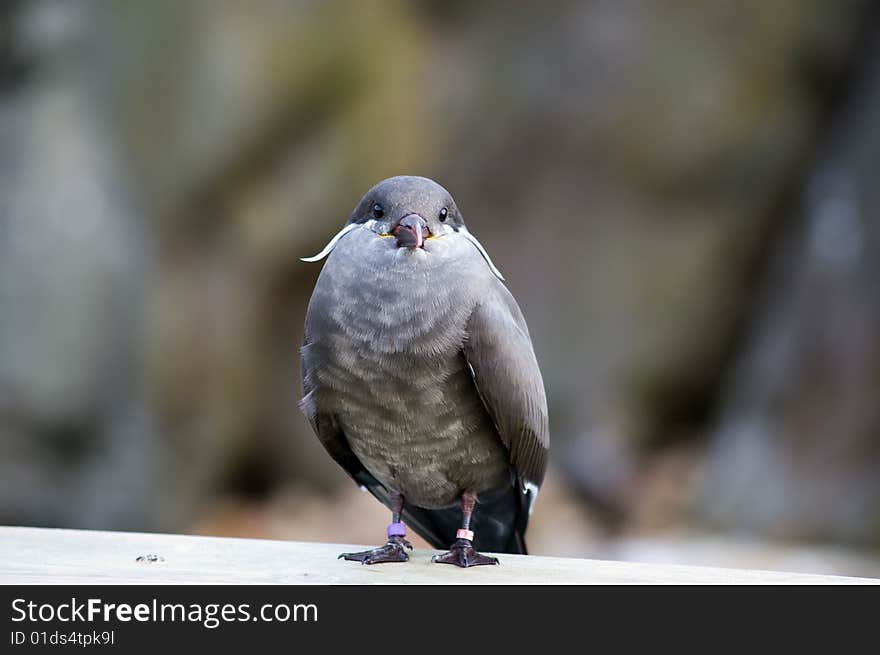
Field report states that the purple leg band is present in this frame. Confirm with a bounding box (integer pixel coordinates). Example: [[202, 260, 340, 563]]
[[387, 522, 407, 538]]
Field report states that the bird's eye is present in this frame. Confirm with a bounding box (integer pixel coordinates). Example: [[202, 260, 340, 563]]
[[439, 207, 448, 222], [372, 203, 384, 219]]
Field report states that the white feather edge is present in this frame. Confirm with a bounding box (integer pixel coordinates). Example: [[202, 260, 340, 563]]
[[300, 222, 364, 262], [460, 227, 505, 281], [523, 481, 540, 515]]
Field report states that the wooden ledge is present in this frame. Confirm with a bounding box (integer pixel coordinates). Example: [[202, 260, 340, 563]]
[[1, 526, 877, 585]]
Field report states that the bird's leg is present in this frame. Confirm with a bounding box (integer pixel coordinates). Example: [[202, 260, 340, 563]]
[[432, 490, 500, 568], [338, 490, 413, 564]]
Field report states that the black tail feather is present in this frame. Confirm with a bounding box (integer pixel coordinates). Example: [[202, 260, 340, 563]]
[[355, 471, 533, 555]]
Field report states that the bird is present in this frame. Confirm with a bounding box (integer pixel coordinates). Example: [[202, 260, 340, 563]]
[[299, 175, 548, 567]]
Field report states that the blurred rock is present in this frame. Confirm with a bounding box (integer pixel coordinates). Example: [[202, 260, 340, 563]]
[[694, 29, 880, 545], [0, 0, 165, 529]]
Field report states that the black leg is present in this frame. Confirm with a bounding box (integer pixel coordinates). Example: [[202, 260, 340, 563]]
[[432, 490, 500, 568], [338, 490, 413, 564]]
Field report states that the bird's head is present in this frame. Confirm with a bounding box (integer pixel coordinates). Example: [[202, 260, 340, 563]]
[[302, 176, 504, 280], [349, 175, 462, 249]]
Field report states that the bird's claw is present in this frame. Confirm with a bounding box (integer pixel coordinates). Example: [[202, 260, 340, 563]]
[[338, 536, 411, 564], [432, 538, 499, 568]]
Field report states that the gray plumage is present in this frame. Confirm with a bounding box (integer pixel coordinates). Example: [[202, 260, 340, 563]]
[[300, 176, 548, 554]]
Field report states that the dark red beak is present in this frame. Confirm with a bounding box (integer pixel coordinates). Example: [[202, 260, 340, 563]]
[[394, 214, 429, 249]]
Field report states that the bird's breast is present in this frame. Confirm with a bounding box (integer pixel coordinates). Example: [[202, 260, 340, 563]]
[[304, 229, 509, 505]]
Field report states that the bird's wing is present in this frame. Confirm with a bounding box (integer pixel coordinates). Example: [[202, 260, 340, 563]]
[[463, 283, 549, 488]]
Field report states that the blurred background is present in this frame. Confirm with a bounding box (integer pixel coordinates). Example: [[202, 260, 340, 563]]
[[2, 0, 880, 577]]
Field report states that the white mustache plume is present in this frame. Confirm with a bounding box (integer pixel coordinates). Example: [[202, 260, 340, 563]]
[[460, 228, 505, 281], [300, 222, 361, 263], [300, 221, 505, 282]]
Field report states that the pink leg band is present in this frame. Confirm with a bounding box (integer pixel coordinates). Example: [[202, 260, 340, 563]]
[[387, 522, 407, 538], [456, 529, 474, 541]]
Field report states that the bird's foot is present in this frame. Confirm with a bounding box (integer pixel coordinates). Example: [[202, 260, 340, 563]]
[[432, 538, 499, 568], [338, 536, 413, 565]]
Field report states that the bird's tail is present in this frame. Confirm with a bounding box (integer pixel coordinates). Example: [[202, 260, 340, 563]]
[[360, 472, 533, 555]]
